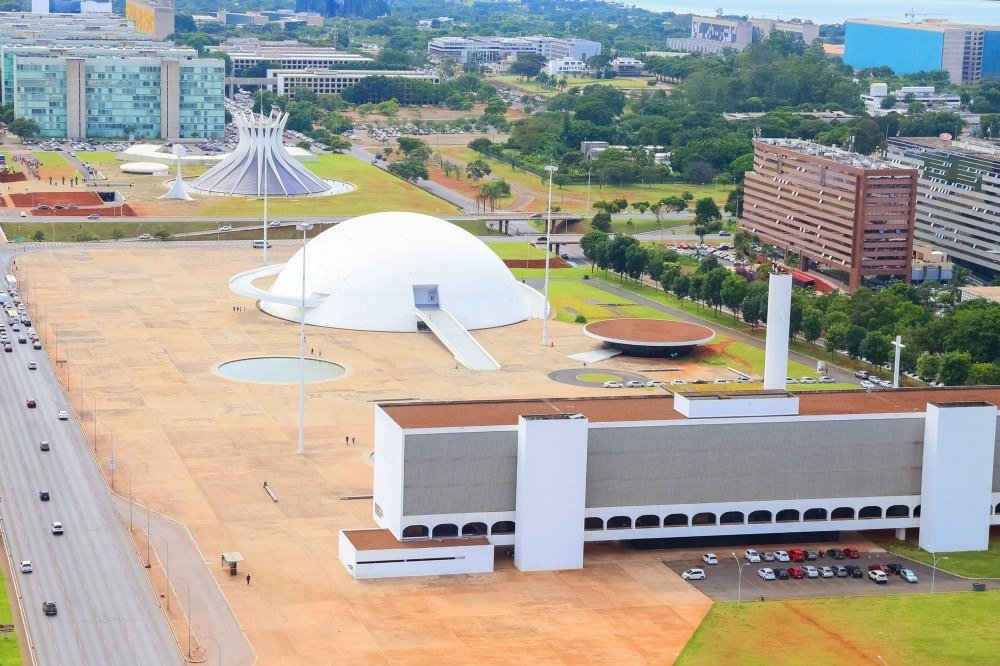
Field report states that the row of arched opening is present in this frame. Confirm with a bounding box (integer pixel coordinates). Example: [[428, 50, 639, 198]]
[[402, 521, 515, 539], [584, 504, 919, 531]]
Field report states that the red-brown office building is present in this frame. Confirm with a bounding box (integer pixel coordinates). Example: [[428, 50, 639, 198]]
[[741, 139, 917, 290]]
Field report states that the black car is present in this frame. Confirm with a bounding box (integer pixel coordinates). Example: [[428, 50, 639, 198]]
[[886, 562, 904, 575], [18, 336, 26, 344], [39, 441, 50, 452], [828, 549, 845, 560], [4, 345, 12, 352], [42, 601, 57, 616], [39, 491, 49, 501], [775, 568, 789, 580], [805, 550, 818, 561], [845, 564, 864, 578]]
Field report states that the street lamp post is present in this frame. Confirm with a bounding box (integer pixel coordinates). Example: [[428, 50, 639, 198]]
[[541, 165, 557, 347], [731, 552, 749, 604], [171, 576, 192, 659], [931, 553, 949, 595], [295, 223, 313, 455], [204, 635, 222, 666], [150, 534, 170, 610]]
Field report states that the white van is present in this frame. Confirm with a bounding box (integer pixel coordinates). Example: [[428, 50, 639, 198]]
[[251, 240, 272, 249]]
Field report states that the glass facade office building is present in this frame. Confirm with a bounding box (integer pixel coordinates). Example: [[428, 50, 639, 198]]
[[12, 55, 224, 139]]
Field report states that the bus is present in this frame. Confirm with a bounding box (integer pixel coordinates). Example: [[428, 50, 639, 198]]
[[5, 275, 16, 292]]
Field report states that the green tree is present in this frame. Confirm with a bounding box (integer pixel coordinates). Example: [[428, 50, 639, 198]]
[[580, 230, 609, 273], [397, 137, 429, 155], [741, 281, 769, 328], [388, 159, 429, 182], [153, 226, 172, 241], [590, 212, 612, 233], [801, 307, 823, 344], [915, 352, 941, 382], [672, 274, 691, 302], [9, 117, 39, 141], [703, 267, 728, 313], [510, 52, 547, 79], [845, 324, 866, 362], [658, 263, 681, 295], [969, 362, 1000, 385], [720, 273, 749, 322], [606, 234, 638, 282], [860, 331, 893, 367], [938, 351, 972, 386], [31, 230, 45, 243], [465, 159, 492, 182], [824, 322, 848, 355], [110, 227, 125, 241], [692, 197, 723, 243]]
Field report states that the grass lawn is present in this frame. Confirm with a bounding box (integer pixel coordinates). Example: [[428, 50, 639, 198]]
[[487, 242, 552, 260], [81, 151, 119, 164], [546, 279, 675, 323], [874, 535, 1000, 579], [34, 151, 78, 180], [2, 220, 223, 242], [576, 372, 622, 383], [677, 593, 1000, 665], [0, 565, 21, 665], [163, 153, 456, 219], [488, 75, 670, 97]]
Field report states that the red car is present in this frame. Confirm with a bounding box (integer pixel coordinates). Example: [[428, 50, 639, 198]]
[[844, 548, 860, 559], [787, 566, 806, 579], [867, 564, 890, 574], [788, 549, 806, 562]]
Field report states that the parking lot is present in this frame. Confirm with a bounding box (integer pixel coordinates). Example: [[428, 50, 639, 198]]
[[659, 539, 978, 601]]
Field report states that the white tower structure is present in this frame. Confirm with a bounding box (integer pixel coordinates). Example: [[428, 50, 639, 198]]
[[158, 144, 193, 201], [189, 109, 338, 197], [763, 273, 792, 390]]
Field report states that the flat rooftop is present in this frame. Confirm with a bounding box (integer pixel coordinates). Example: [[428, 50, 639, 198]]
[[342, 529, 489, 551], [380, 387, 1000, 429], [847, 18, 1000, 31], [756, 138, 897, 170], [889, 137, 1000, 161], [584, 319, 715, 345]]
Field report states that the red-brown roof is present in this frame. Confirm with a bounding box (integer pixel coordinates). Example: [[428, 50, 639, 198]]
[[343, 529, 490, 551], [584, 319, 715, 344], [380, 387, 1000, 429]]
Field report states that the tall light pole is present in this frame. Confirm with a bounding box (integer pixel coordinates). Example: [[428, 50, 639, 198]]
[[295, 222, 313, 455], [931, 553, 949, 595], [731, 552, 749, 604], [261, 88, 270, 266], [204, 635, 222, 666], [541, 165, 557, 347], [171, 575, 192, 659]]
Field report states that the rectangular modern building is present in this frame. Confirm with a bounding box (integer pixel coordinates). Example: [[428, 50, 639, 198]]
[[358, 388, 1000, 577], [666, 16, 820, 53], [31, 0, 111, 13], [844, 19, 1000, 84], [268, 68, 439, 96], [125, 0, 175, 41], [888, 136, 1000, 278], [427, 36, 601, 64], [218, 40, 373, 74], [12, 54, 224, 139], [741, 139, 917, 289]]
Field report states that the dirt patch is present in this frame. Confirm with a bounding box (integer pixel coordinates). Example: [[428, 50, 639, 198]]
[[0, 172, 27, 184], [502, 257, 570, 269], [10, 191, 104, 207]]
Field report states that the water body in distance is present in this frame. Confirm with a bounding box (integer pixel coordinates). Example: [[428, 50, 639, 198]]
[[630, 0, 998, 25]]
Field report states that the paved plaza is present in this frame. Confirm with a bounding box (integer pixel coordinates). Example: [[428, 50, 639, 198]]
[[20, 245, 712, 664]]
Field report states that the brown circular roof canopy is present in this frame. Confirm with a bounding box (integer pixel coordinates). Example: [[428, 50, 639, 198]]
[[584, 319, 716, 347]]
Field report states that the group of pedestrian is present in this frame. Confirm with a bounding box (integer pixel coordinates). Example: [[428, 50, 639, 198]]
[[232, 305, 246, 312], [345, 436, 356, 446], [309, 347, 323, 357]]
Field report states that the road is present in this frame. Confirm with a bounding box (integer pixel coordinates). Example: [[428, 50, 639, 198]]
[[0, 250, 179, 665]]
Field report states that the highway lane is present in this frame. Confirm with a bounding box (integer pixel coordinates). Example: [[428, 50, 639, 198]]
[[0, 304, 179, 663]]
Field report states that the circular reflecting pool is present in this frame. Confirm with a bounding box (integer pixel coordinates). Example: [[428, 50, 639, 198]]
[[217, 357, 345, 384]]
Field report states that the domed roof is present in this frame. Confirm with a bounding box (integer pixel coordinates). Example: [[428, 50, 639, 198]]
[[260, 212, 541, 332]]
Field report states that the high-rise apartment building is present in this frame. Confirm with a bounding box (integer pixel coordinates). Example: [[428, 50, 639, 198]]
[[741, 139, 917, 289], [427, 36, 601, 64], [844, 19, 1000, 84], [665, 16, 820, 54], [887, 137, 1000, 278]]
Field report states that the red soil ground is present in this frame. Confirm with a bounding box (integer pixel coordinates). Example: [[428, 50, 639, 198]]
[[10, 191, 105, 207], [502, 257, 571, 269]]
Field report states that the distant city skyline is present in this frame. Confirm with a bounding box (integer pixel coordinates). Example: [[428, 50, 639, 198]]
[[632, 0, 998, 25]]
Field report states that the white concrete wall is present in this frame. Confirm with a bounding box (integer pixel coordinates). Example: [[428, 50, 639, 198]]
[[372, 407, 405, 537], [674, 393, 798, 418], [919, 402, 997, 552], [338, 531, 494, 580], [763, 273, 792, 390], [514, 415, 589, 571]]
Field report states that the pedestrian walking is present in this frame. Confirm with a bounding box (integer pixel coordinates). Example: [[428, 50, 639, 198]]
[[351, 437, 356, 446], [246, 573, 251, 586], [345, 436, 349, 445]]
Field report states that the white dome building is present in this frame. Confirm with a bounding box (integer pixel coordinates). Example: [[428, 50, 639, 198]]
[[260, 212, 544, 333]]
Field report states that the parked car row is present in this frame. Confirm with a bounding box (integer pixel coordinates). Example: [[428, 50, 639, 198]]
[[686, 550, 919, 586]]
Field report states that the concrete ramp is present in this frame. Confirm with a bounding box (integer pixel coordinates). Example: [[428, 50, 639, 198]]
[[415, 305, 501, 371]]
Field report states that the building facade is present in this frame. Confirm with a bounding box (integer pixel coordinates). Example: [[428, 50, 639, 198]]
[[269, 68, 438, 96], [545, 58, 587, 76], [125, 0, 175, 41], [12, 54, 224, 139], [609, 57, 644, 75], [666, 16, 820, 54], [860, 83, 961, 115], [219, 41, 373, 74], [363, 389, 1000, 576], [427, 36, 601, 64], [887, 137, 1000, 278], [844, 19, 1000, 84], [741, 139, 917, 289], [30, 0, 111, 13]]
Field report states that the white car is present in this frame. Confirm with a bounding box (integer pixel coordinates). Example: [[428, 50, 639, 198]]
[[869, 570, 888, 584], [219, 225, 233, 232], [818, 376, 835, 383], [774, 550, 790, 562], [603, 381, 624, 388], [51, 522, 64, 535], [879, 380, 892, 388], [27, 361, 36, 370], [670, 379, 687, 385], [799, 377, 816, 384], [900, 569, 918, 583], [757, 568, 775, 580], [138, 233, 152, 240], [702, 553, 719, 565], [762, 551, 776, 562], [868, 375, 882, 384], [682, 568, 706, 581], [625, 380, 645, 388], [819, 566, 835, 578], [860, 380, 875, 389], [713, 378, 728, 384], [803, 566, 819, 578], [745, 549, 761, 563], [786, 377, 798, 384], [269, 220, 281, 227], [645, 380, 664, 388], [57, 411, 68, 420], [19, 560, 32, 573]]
